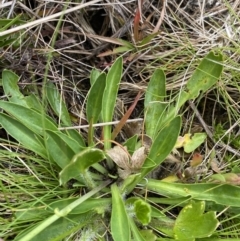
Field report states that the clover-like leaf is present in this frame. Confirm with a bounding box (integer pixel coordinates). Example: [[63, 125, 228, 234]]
[[174, 201, 219, 240]]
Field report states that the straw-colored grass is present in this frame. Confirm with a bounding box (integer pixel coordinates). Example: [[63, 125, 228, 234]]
[[0, 0, 240, 240]]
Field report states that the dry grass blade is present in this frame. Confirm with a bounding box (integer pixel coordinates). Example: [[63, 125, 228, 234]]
[[0, 0, 103, 37], [152, 0, 166, 33], [1, 0, 240, 239]]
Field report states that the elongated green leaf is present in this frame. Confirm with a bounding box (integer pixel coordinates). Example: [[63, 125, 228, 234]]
[[187, 52, 223, 99], [144, 69, 166, 138], [145, 180, 240, 207], [14, 213, 94, 241], [178, 51, 223, 107], [59, 148, 105, 185], [0, 113, 47, 158], [111, 183, 130, 241], [102, 57, 123, 150], [142, 116, 181, 173], [138, 33, 158, 47], [64, 129, 86, 147], [86, 73, 106, 124], [0, 17, 25, 31], [15, 197, 110, 221], [112, 46, 134, 54], [162, 51, 223, 126], [174, 201, 219, 240], [87, 73, 106, 145], [45, 82, 71, 125], [0, 37, 20, 48], [129, 217, 146, 241], [2, 69, 23, 99], [15, 181, 110, 241], [144, 69, 166, 107], [49, 130, 84, 153], [48, 197, 111, 215], [2, 70, 43, 110], [45, 130, 76, 169], [118, 39, 135, 48], [90, 68, 101, 85], [24, 94, 43, 111], [0, 101, 58, 135], [15, 206, 49, 222]]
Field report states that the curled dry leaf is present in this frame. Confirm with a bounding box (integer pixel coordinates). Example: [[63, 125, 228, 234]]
[[106, 145, 129, 170], [106, 145, 147, 179], [131, 146, 148, 171]]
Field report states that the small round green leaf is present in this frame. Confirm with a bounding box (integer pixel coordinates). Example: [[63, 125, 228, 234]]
[[134, 200, 151, 225]]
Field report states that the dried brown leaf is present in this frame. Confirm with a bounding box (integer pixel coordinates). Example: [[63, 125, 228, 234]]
[[210, 158, 221, 173], [141, 134, 152, 150], [131, 146, 147, 170], [106, 145, 130, 170]]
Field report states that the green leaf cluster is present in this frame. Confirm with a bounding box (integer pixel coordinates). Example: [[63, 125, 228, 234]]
[[0, 51, 229, 241]]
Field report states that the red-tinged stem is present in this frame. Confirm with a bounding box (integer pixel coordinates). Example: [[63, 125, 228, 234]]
[[111, 91, 142, 140], [134, 7, 140, 43]]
